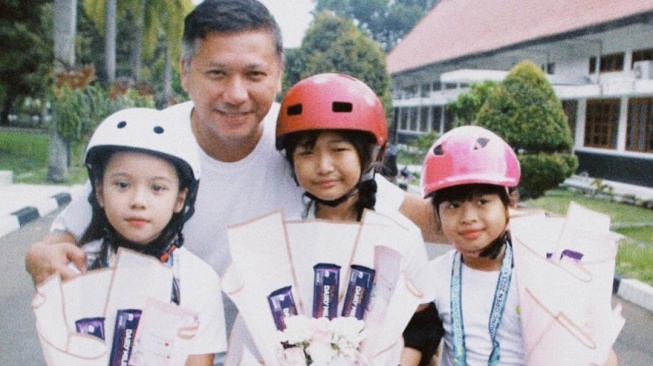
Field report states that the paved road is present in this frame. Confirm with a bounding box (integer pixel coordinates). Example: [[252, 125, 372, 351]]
[[2, 210, 652, 365]]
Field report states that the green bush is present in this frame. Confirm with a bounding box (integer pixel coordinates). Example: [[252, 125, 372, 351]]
[[518, 153, 578, 198]]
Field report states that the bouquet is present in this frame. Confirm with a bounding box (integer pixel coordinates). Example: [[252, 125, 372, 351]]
[[223, 210, 429, 365], [276, 315, 367, 366]]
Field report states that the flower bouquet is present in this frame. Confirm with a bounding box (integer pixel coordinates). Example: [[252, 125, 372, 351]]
[[222, 209, 432, 366], [32, 248, 200, 366], [510, 202, 625, 366]]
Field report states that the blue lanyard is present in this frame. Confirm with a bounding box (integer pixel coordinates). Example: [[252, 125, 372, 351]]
[[451, 242, 513, 366]]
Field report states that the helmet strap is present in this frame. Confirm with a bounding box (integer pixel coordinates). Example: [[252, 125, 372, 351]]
[[479, 231, 510, 259]]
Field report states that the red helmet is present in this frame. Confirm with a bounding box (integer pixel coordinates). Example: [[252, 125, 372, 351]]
[[276, 73, 388, 150], [421, 126, 521, 198]]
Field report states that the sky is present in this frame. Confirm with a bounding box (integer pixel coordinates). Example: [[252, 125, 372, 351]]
[[192, 0, 316, 49]]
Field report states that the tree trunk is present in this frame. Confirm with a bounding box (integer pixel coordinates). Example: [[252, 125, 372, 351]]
[[163, 45, 173, 107], [130, 0, 146, 82], [48, 0, 77, 182], [105, 0, 117, 85], [0, 93, 12, 127]]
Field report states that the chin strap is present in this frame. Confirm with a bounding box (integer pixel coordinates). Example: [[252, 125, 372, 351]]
[[479, 231, 510, 259]]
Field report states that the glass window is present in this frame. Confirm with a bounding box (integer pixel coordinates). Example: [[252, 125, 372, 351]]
[[584, 99, 619, 149], [626, 98, 653, 153]]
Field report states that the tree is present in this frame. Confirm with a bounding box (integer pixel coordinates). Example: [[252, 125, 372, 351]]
[[48, 0, 78, 182], [313, 0, 438, 51], [82, 0, 190, 84], [0, 0, 53, 126], [475, 60, 578, 199], [447, 80, 498, 126], [284, 11, 392, 120]]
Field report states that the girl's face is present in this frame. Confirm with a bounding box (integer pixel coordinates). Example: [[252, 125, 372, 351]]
[[438, 192, 508, 258], [292, 131, 362, 202], [96, 151, 187, 245]]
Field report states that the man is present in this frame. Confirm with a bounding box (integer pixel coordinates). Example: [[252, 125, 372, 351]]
[[26, 0, 438, 287]]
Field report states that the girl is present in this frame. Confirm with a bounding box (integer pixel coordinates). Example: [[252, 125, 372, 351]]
[[80, 107, 226, 366], [276, 73, 441, 365], [421, 125, 523, 366], [420, 125, 618, 366]]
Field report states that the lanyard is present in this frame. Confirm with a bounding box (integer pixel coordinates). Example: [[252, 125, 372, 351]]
[[450, 241, 513, 366]]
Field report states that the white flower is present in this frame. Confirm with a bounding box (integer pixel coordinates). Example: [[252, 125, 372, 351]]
[[277, 316, 367, 365]]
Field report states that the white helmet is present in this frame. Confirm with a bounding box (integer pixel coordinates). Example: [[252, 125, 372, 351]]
[[85, 107, 200, 181]]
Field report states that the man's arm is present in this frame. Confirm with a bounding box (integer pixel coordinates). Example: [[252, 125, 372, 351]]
[[399, 192, 447, 244], [25, 231, 86, 286]]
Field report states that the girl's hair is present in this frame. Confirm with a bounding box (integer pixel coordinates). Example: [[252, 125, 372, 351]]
[[282, 129, 378, 220], [430, 183, 510, 217]]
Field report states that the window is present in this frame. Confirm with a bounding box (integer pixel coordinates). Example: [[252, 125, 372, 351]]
[[562, 100, 578, 137], [584, 99, 619, 149], [419, 106, 430, 132], [431, 106, 443, 133], [420, 83, 431, 98], [409, 107, 418, 131], [399, 108, 409, 131], [589, 53, 625, 73], [546, 62, 556, 75], [626, 98, 653, 153], [632, 48, 653, 68]]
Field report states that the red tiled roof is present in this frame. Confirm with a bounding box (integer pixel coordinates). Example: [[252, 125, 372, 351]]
[[387, 0, 653, 75]]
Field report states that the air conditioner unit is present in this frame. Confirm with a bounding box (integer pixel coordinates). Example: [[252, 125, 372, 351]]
[[634, 60, 653, 79]]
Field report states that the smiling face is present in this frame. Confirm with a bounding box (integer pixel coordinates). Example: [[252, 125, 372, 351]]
[[437, 190, 509, 258], [96, 151, 187, 245], [181, 29, 283, 161], [292, 131, 363, 203]]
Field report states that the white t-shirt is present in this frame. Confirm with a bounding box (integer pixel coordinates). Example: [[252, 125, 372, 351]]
[[78, 241, 227, 357], [53, 101, 404, 277], [430, 249, 525, 366]]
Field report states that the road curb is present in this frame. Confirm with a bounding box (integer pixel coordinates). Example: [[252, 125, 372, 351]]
[[0, 192, 72, 239]]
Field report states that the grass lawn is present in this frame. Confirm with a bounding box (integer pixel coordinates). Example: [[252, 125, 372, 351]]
[[0, 129, 86, 184], [522, 189, 653, 286]]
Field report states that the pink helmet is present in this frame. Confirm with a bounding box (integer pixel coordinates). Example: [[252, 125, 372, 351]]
[[420, 125, 520, 198]]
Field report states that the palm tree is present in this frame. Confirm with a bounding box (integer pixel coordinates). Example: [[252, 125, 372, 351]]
[[48, 0, 78, 182], [83, 0, 191, 91]]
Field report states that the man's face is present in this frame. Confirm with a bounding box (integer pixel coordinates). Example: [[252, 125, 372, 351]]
[[181, 30, 282, 149]]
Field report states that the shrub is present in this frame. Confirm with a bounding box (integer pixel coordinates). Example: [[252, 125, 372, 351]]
[[476, 60, 578, 198]]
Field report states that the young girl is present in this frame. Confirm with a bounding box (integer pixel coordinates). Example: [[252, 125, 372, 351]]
[[275, 73, 441, 365], [420, 125, 618, 366], [80, 107, 226, 366], [421, 125, 523, 366]]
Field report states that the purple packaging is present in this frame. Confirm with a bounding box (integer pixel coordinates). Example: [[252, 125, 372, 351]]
[[109, 309, 142, 366], [268, 286, 298, 331], [75, 317, 105, 340], [341, 265, 375, 320], [313, 263, 341, 319]]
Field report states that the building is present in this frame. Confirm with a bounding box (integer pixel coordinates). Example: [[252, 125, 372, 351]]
[[387, 0, 653, 187]]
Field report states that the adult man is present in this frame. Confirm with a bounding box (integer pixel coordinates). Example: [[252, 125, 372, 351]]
[[26, 0, 438, 286]]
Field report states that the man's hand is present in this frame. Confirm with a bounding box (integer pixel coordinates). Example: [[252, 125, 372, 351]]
[[25, 232, 86, 286]]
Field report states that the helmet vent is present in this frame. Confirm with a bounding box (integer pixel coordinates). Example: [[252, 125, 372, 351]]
[[432, 145, 444, 155], [287, 104, 303, 116], [332, 102, 353, 113], [117, 121, 127, 128], [153, 126, 164, 134], [474, 137, 490, 150]]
